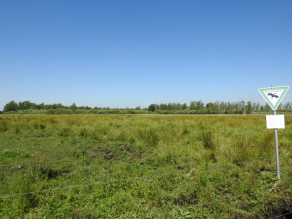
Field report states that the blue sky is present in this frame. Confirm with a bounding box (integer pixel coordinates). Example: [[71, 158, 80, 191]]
[[1, 0, 291, 110]]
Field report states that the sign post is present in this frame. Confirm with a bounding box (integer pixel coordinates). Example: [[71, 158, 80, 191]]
[[274, 110, 280, 179], [258, 85, 289, 180]]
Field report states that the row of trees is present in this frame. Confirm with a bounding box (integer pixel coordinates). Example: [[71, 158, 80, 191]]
[[3, 101, 144, 113], [148, 101, 292, 114], [3, 100, 292, 114]]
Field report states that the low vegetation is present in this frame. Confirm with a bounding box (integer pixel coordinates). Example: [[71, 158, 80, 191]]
[[3, 100, 292, 115], [0, 114, 292, 218]]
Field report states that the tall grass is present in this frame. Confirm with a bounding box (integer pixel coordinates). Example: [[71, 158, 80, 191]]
[[0, 114, 292, 218]]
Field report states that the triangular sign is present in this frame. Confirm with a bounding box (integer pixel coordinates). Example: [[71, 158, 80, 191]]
[[258, 86, 289, 111]]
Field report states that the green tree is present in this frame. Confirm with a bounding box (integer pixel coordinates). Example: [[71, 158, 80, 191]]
[[166, 103, 172, 111], [4, 101, 18, 113], [148, 104, 156, 112], [206, 102, 213, 113], [246, 101, 252, 114], [159, 103, 167, 110], [70, 103, 77, 112], [175, 102, 182, 110], [182, 103, 188, 110], [264, 103, 270, 111], [196, 100, 204, 110], [189, 101, 196, 110]]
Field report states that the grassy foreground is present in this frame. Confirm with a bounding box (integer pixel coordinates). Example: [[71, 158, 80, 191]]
[[0, 114, 292, 218]]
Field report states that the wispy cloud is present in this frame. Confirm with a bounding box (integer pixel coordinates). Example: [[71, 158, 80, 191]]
[[285, 94, 291, 97], [253, 98, 263, 101], [184, 98, 193, 102]]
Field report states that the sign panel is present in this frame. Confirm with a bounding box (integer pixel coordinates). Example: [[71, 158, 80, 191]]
[[266, 115, 285, 129], [258, 86, 289, 111]]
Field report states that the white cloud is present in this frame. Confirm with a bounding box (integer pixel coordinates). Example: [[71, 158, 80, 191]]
[[285, 94, 291, 97], [184, 98, 193, 102]]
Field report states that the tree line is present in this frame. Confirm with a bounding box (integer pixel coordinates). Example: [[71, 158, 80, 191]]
[[2, 101, 145, 113], [148, 100, 292, 114], [3, 100, 292, 114]]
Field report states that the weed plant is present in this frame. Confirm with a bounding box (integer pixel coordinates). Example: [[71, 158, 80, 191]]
[[0, 115, 292, 218]]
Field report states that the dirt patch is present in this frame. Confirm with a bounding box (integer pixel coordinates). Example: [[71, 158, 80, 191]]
[[173, 191, 199, 206], [214, 184, 228, 192], [259, 166, 276, 172], [264, 200, 292, 219], [177, 165, 188, 170], [103, 152, 116, 160], [60, 170, 70, 174]]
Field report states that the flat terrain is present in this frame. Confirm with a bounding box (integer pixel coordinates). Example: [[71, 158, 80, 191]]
[[0, 114, 292, 218]]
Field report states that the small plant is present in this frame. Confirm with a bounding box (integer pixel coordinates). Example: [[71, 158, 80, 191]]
[[13, 125, 20, 134], [79, 128, 88, 138], [129, 136, 135, 144], [71, 138, 77, 146], [58, 127, 70, 137], [2, 148, 30, 158], [182, 127, 189, 135], [82, 150, 86, 166], [28, 155, 59, 179], [0, 120, 8, 132], [13, 171, 39, 212], [202, 130, 216, 150], [138, 128, 159, 148]]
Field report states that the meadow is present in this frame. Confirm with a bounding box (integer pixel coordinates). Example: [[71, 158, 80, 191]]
[[0, 114, 292, 218]]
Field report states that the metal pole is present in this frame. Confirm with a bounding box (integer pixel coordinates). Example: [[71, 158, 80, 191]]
[[271, 84, 280, 179], [274, 110, 280, 179]]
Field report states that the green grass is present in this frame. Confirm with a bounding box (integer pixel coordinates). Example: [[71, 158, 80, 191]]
[[0, 114, 292, 218]]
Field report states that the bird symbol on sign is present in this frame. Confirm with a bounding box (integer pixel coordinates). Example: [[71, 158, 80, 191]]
[[267, 93, 279, 100]]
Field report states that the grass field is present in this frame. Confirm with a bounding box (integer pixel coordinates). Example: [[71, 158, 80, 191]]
[[0, 114, 292, 218]]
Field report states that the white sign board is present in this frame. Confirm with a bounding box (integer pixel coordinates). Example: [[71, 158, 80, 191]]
[[266, 115, 285, 129]]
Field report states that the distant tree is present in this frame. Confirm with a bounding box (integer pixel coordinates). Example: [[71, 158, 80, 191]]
[[206, 102, 213, 113], [23, 101, 32, 110], [227, 102, 232, 111], [159, 103, 167, 110], [39, 103, 45, 109], [51, 104, 58, 109], [251, 102, 256, 112], [148, 104, 156, 112], [255, 103, 261, 112], [175, 102, 181, 110], [284, 102, 292, 110], [166, 103, 172, 111], [189, 101, 196, 110], [213, 101, 219, 113], [246, 101, 252, 114], [196, 100, 204, 110], [70, 103, 77, 112], [18, 102, 24, 110], [135, 106, 141, 110], [264, 103, 270, 111], [219, 101, 226, 111], [4, 101, 18, 113], [182, 103, 188, 110]]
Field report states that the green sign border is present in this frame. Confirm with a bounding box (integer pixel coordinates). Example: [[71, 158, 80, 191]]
[[258, 86, 289, 111]]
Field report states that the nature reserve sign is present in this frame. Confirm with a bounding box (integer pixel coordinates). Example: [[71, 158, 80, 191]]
[[258, 85, 289, 180], [258, 86, 289, 111]]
